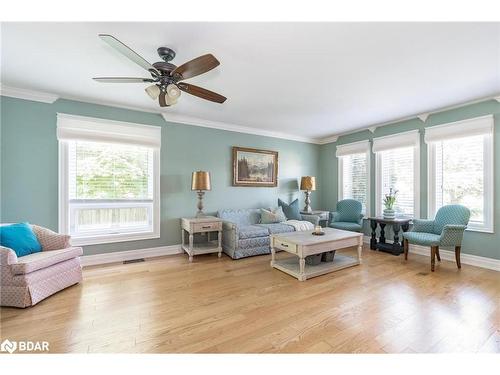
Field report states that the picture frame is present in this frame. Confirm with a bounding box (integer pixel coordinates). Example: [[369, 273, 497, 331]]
[[232, 146, 278, 187]]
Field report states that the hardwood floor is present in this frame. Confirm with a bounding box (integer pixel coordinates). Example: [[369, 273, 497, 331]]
[[1, 245, 499, 353]]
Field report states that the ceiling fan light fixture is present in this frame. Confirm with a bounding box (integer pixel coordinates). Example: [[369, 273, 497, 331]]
[[145, 84, 161, 100], [166, 84, 181, 100]]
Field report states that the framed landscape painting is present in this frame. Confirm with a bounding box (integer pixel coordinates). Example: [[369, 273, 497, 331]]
[[232, 147, 278, 187]]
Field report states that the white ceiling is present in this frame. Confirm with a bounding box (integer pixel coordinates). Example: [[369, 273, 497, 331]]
[[1, 22, 499, 141]]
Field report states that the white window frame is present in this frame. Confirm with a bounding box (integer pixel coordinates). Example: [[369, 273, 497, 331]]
[[336, 140, 371, 216], [426, 115, 494, 233], [57, 113, 161, 246], [373, 130, 420, 218]]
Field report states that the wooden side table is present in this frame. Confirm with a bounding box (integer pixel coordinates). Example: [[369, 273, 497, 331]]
[[368, 216, 411, 256], [181, 216, 222, 262]]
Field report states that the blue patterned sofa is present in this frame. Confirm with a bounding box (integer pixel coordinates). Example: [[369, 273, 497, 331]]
[[217, 208, 320, 259]]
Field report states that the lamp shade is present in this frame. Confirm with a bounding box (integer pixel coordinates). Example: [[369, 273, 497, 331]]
[[191, 171, 211, 191], [300, 176, 316, 191]]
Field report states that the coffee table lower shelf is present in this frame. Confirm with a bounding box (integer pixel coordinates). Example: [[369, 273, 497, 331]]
[[271, 254, 359, 281]]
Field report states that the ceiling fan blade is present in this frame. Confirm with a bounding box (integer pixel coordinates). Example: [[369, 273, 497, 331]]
[[172, 54, 220, 81], [99, 34, 158, 75], [177, 83, 227, 103], [93, 77, 155, 83]]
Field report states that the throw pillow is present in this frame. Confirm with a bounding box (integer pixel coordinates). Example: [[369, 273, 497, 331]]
[[260, 207, 287, 224], [32, 225, 71, 250], [0, 223, 42, 257], [278, 198, 302, 220]]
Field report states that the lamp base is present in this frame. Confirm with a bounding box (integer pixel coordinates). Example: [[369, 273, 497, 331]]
[[303, 191, 312, 213], [195, 190, 206, 218]]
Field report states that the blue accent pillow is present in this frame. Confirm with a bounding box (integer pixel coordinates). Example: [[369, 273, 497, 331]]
[[278, 198, 301, 220], [0, 223, 42, 257]]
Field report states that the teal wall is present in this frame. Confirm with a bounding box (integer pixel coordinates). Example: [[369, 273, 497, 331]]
[[319, 99, 500, 260], [0, 96, 320, 255], [2, 95, 499, 260]]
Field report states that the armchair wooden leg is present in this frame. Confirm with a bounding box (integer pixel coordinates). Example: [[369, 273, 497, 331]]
[[403, 239, 409, 260], [455, 246, 461, 269], [430, 246, 437, 272], [435, 246, 441, 262]]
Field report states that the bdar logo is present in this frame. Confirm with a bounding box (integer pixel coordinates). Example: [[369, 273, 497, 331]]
[[1, 339, 17, 353]]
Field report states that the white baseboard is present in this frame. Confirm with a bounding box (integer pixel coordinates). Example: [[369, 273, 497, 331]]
[[81, 245, 183, 267], [363, 235, 500, 272]]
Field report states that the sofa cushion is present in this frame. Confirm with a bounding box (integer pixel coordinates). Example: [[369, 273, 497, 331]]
[[329, 222, 362, 232], [278, 199, 301, 220], [257, 223, 295, 234], [238, 225, 269, 239], [218, 208, 262, 226], [402, 232, 441, 246], [11, 247, 83, 275], [0, 223, 42, 257], [260, 207, 287, 224]]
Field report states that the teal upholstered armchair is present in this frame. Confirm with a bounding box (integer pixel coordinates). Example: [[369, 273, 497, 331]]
[[328, 199, 363, 232], [402, 205, 470, 272]]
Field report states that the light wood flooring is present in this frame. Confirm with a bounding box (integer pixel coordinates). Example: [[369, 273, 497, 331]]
[[1, 245, 499, 353]]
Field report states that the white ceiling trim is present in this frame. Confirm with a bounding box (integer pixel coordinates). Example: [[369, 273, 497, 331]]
[[161, 113, 320, 144], [0, 83, 59, 103]]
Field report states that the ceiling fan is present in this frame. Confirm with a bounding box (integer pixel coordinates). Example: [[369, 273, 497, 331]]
[[93, 34, 227, 107]]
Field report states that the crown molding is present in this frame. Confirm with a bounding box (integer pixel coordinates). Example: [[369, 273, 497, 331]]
[[317, 135, 338, 144], [318, 93, 500, 145], [0, 84, 59, 103], [161, 113, 321, 144], [417, 113, 430, 123]]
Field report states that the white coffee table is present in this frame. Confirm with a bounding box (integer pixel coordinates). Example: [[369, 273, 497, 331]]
[[270, 227, 363, 281]]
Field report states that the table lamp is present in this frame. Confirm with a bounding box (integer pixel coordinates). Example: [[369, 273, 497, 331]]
[[191, 171, 211, 217], [300, 176, 316, 213]]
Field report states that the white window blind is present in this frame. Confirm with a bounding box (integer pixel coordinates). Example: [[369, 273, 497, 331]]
[[378, 147, 415, 217], [374, 131, 420, 218], [427, 115, 493, 232], [58, 114, 161, 245], [337, 141, 370, 215]]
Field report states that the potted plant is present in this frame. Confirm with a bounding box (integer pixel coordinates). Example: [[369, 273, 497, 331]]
[[383, 188, 398, 219]]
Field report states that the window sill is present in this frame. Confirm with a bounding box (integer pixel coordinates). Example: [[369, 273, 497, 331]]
[[465, 227, 494, 234], [71, 231, 160, 246]]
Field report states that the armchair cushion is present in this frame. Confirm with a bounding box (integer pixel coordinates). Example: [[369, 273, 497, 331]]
[[0, 223, 42, 257], [412, 219, 435, 233], [329, 222, 362, 232], [334, 199, 363, 223], [403, 232, 441, 246], [32, 225, 71, 251], [433, 205, 471, 235], [10, 247, 83, 275], [278, 199, 301, 221]]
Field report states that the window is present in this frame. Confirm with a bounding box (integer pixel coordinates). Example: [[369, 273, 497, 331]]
[[426, 115, 494, 232], [373, 130, 420, 218], [336, 141, 370, 215], [58, 114, 161, 245]]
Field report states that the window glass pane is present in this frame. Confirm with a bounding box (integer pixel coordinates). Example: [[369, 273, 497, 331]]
[[69, 141, 153, 200], [434, 135, 484, 224], [341, 153, 368, 213], [67, 140, 155, 237], [379, 147, 414, 217]]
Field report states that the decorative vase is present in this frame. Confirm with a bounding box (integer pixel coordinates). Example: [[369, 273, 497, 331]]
[[383, 208, 395, 219]]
